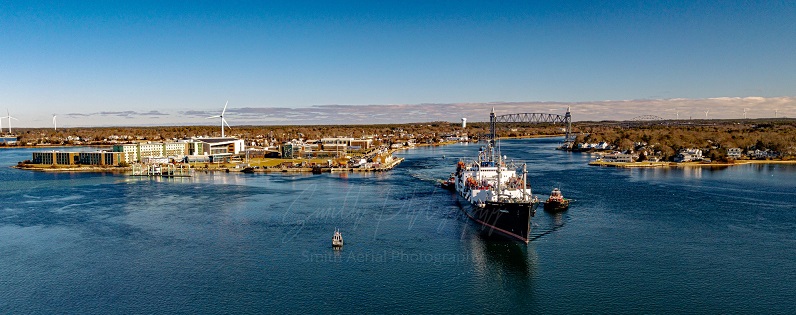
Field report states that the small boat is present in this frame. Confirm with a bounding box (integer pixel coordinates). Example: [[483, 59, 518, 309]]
[[543, 188, 570, 212], [332, 228, 344, 247], [440, 173, 456, 192]]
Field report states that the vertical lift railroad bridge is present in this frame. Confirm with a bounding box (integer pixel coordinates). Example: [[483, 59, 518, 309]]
[[488, 107, 573, 148]]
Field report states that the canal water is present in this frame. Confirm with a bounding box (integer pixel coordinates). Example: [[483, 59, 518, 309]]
[[1, 138, 794, 313]]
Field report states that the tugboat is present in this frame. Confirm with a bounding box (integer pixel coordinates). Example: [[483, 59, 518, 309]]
[[440, 173, 456, 192], [543, 188, 570, 212], [452, 109, 540, 244], [332, 228, 344, 248]]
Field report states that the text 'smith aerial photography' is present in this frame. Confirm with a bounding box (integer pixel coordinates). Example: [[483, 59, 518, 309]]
[[1, 1, 795, 314]]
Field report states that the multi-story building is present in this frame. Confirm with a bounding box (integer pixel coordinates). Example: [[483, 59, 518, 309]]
[[113, 142, 191, 163], [31, 151, 123, 166], [184, 137, 245, 162], [32, 152, 79, 165], [164, 142, 189, 157], [113, 144, 140, 164], [78, 152, 125, 165], [321, 137, 373, 151]]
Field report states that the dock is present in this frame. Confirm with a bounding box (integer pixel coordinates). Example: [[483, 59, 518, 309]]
[[588, 161, 672, 168], [130, 164, 194, 177], [239, 157, 405, 174]]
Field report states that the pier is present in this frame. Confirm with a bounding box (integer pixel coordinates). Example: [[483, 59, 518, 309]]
[[130, 163, 194, 177], [240, 157, 405, 173]]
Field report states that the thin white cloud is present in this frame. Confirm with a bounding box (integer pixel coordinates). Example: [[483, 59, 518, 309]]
[[28, 97, 796, 127]]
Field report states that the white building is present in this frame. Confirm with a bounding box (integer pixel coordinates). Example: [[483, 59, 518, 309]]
[[601, 152, 635, 162], [674, 148, 703, 162], [185, 137, 246, 162], [113, 142, 190, 164], [727, 148, 742, 159], [114, 139, 245, 163], [321, 137, 373, 150]]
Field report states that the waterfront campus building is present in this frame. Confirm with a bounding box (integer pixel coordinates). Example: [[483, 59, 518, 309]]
[[29, 137, 246, 166]]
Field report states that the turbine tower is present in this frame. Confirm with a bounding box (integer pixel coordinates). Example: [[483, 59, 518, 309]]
[[206, 101, 231, 137], [53, 114, 57, 131], [743, 108, 749, 119], [2, 109, 18, 134]]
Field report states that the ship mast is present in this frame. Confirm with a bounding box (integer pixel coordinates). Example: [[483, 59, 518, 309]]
[[489, 107, 496, 163], [496, 156, 501, 200], [522, 163, 528, 201]]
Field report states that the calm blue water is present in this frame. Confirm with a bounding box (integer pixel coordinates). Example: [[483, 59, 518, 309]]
[[1, 139, 794, 314]]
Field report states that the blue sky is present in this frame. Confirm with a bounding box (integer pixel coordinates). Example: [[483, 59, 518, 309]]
[[1, 1, 795, 127]]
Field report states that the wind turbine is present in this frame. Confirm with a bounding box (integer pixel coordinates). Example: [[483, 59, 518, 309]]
[[704, 109, 709, 119], [206, 101, 231, 137], [743, 108, 749, 119], [3, 109, 18, 134], [775, 109, 778, 118], [53, 114, 57, 131]]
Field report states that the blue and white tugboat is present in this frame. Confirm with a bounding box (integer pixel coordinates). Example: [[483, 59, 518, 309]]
[[453, 111, 539, 243]]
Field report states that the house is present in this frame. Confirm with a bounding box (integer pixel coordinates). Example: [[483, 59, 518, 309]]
[[674, 153, 694, 162], [601, 152, 635, 162], [674, 148, 703, 162], [727, 148, 742, 159], [753, 149, 779, 159]]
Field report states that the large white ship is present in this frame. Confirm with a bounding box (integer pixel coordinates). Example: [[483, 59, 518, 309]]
[[453, 119, 539, 243]]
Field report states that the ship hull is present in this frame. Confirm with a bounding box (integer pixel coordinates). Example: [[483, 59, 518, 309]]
[[459, 197, 538, 244]]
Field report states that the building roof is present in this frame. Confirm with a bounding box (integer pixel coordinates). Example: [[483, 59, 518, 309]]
[[192, 137, 240, 144]]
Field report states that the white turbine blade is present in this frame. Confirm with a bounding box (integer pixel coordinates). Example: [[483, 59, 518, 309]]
[[9, 116, 18, 121], [206, 115, 221, 119], [223, 118, 231, 129], [221, 101, 228, 116]]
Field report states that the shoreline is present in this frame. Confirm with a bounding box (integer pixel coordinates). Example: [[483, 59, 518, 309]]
[[589, 159, 796, 168], [12, 137, 796, 173], [11, 156, 406, 175]]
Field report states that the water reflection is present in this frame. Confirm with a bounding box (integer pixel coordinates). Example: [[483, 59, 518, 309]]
[[468, 234, 538, 308], [475, 237, 537, 278]]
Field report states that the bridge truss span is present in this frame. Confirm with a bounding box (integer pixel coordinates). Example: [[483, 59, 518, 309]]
[[489, 108, 573, 143], [492, 112, 569, 124]]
